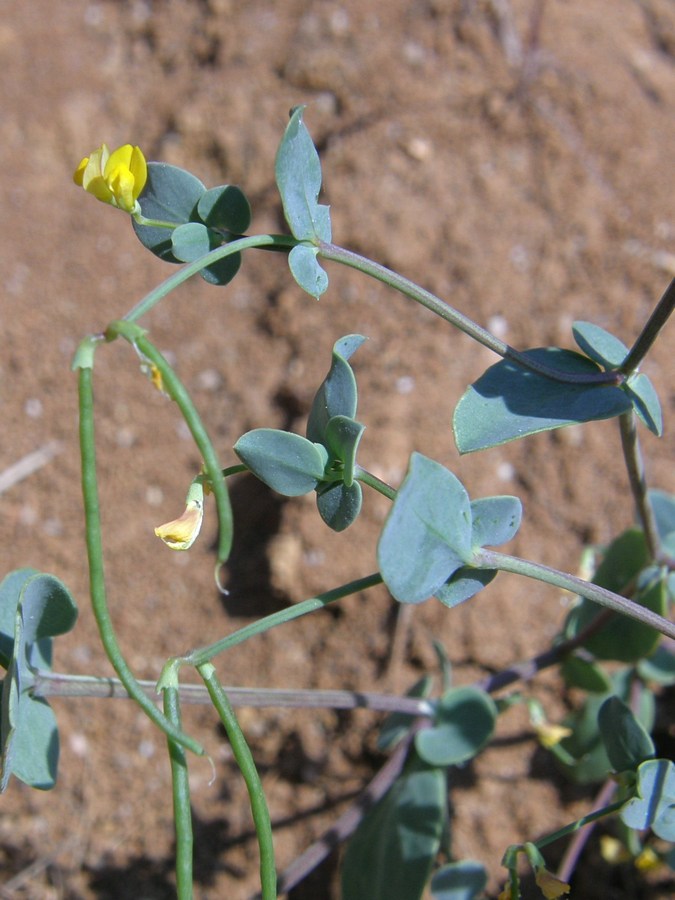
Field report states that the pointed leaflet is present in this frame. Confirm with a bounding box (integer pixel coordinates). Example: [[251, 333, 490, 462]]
[[307, 335, 366, 444]]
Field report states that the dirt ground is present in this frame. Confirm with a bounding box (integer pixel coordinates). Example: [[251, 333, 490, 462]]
[[1, 1, 674, 897]]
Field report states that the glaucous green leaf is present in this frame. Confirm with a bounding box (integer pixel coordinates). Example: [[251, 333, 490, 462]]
[[430, 860, 488, 900], [170, 222, 241, 287], [197, 184, 251, 234], [598, 696, 654, 773], [234, 429, 327, 496], [453, 348, 632, 453], [132, 162, 206, 261], [341, 756, 447, 900], [378, 454, 473, 604], [275, 106, 331, 242], [621, 759, 675, 841], [469, 496, 522, 549], [316, 480, 362, 531], [561, 655, 612, 693], [434, 567, 497, 608], [288, 243, 329, 299], [572, 321, 628, 368], [638, 645, 675, 686], [307, 334, 366, 444], [324, 415, 365, 487], [377, 677, 434, 752], [624, 373, 663, 436], [650, 489, 675, 556], [415, 687, 496, 767], [0, 568, 38, 670]]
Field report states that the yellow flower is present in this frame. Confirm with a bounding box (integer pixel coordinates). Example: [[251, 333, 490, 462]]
[[534, 868, 571, 899], [635, 847, 662, 872], [600, 835, 631, 865], [534, 722, 573, 749], [73, 143, 147, 214], [155, 477, 205, 553]]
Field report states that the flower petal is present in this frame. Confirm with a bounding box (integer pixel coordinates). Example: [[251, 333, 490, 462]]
[[155, 499, 204, 550]]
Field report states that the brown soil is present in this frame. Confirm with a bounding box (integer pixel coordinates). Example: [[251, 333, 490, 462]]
[[1, 1, 674, 898]]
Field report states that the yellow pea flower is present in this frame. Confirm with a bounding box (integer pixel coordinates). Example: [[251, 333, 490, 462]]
[[155, 478, 205, 550], [73, 143, 147, 214], [534, 867, 571, 899]]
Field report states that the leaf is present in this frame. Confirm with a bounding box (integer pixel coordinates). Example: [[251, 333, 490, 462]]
[[624, 373, 663, 436], [561, 655, 612, 693], [650, 489, 675, 556], [341, 755, 447, 900], [598, 696, 654, 773], [307, 334, 366, 444], [621, 759, 675, 841], [430, 861, 488, 900], [377, 677, 434, 752], [469, 496, 522, 549], [288, 243, 329, 298], [378, 454, 473, 604], [324, 416, 366, 487], [233, 429, 327, 496], [638, 645, 675, 686], [275, 106, 331, 242], [434, 567, 497, 608], [132, 162, 206, 261], [197, 184, 251, 234], [453, 348, 632, 453], [316, 480, 362, 532], [170, 221, 241, 287], [415, 687, 496, 767], [0, 568, 38, 670], [572, 321, 628, 368]]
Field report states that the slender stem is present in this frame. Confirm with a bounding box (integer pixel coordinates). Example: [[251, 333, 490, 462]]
[[185, 573, 383, 667], [123, 233, 297, 323], [477, 548, 675, 639], [534, 799, 625, 851], [32, 672, 433, 716], [133, 213, 180, 229], [108, 325, 233, 566], [76, 366, 204, 755], [198, 663, 276, 900], [164, 687, 194, 900], [318, 242, 622, 386], [355, 465, 397, 501], [619, 277, 675, 375], [619, 411, 661, 561], [556, 779, 617, 884]]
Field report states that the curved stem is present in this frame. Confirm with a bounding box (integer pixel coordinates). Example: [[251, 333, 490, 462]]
[[478, 548, 675, 639], [123, 233, 297, 323], [619, 277, 675, 376], [185, 573, 383, 667], [318, 242, 622, 386], [163, 687, 194, 900], [355, 465, 397, 501], [198, 663, 276, 900], [76, 366, 204, 755], [619, 410, 661, 561]]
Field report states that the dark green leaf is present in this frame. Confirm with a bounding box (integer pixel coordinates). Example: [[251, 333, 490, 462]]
[[132, 162, 206, 261], [598, 696, 654, 773], [621, 759, 675, 840], [378, 677, 434, 752], [624, 373, 663, 436], [572, 321, 628, 368], [453, 348, 632, 453], [415, 687, 496, 767], [307, 335, 366, 444], [430, 860, 488, 900], [275, 106, 331, 242], [561, 655, 612, 693], [234, 429, 327, 496], [378, 454, 473, 604], [288, 243, 329, 298], [341, 756, 447, 900], [197, 184, 251, 234], [316, 480, 362, 531]]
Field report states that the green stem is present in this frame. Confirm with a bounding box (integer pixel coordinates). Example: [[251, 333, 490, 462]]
[[619, 277, 675, 376], [619, 411, 662, 561], [123, 233, 297, 323], [76, 365, 204, 755], [533, 800, 625, 851], [133, 212, 180, 229], [355, 466, 397, 501], [108, 324, 233, 566], [318, 242, 623, 386], [185, 573, 383, 667], [163, 686, 194, 900], [478, 548, 675, 639], [198, 663, 276, 900]]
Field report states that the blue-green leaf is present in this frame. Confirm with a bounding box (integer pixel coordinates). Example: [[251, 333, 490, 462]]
[[0, 568, 38, 670], [638, 645, 675, 686], [430, 861, 488, 900], [288, 243, 329, 298], [377, 677, 434, 752], [469, 496, 522, 549], [561, 655, 612, 693], [624, 373, 662, 436], [132, 162, 206, 261], [415, 687, 496, 767], [621, 759, 675, 840], [316, 480, 362, 532], [453, 348, 632, 453], [378, 454, 473, 604], [170, 222, 241, 287], [307, 335, 366, 444], [324, 416, 365, 487], [275, 106, 331, 242], [234, 429, 327, 496], [197, 184, 251, 234], [341, 755, 447, 900], [650, 489, 675, 554], [572, 321, 628, 368], [434, 567, 496, 608], [598, 696, 654, 773]]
